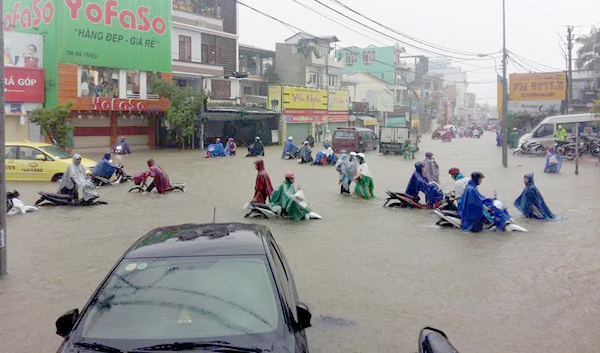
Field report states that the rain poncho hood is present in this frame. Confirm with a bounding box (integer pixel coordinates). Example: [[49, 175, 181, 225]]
[[92, 154, 117, 179], [281, 140, 298, 159], [58, 154, 87, 192], [251, 160, 273, 204], [458, 179, 488, 232], [270, 180, 312, 221], [514, 173, 556, 220], [544, 150, 563, 173]]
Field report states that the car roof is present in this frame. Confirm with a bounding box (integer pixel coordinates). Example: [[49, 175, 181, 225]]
[[6, 141, 54, 148], [124, 223, 272, 259], [539, 113, 593, 124], [335, 127, 372, 132]]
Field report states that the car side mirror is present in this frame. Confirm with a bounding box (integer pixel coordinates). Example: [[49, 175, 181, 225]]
[[36, 154, 46, 161], [55, 309, 79, 337], [295, 303, 312, 331]]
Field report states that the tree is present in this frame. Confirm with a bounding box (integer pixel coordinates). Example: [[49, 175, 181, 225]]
[[262, 64, 279, 83], [29, 101, 74, 148], [152, 79, 208, 148], [575, 28, 600, 71]]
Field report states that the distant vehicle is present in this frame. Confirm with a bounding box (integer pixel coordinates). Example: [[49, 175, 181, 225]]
[[519, 113, 600, 148], [55, 223, 312, 353], [331, 127, 378, 153], [4, 142, 95, 182], [379, 126, 418, 155]]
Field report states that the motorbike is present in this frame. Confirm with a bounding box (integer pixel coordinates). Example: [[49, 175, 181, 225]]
[[513, 140, 546, 157], [283, 151, 299, 160], [128, 180, 186, 193], [419, 327, 459, 353], [244, 188, 322, 220], [36, 180, 107, 207], [433, 198, 527, 232], [6, 190, 38, 215], [384, 183, 444, 210], [90, 165, 132, 187], [431, 130, 442, 140]]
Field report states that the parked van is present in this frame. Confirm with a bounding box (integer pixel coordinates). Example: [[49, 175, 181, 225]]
[[519, 113, 600, 147], [331, 127, 378, 153]]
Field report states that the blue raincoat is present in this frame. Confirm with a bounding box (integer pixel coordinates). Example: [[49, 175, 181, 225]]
[[92, 155, 117, 179], [206, 142, 226, 157], [496, 131, 503, 147], [281, 140, 298, 159], [544, 151, 563, 173], [425, 182, 444, 206], [405, 170, 428, 200], [514, 173, 555, 219], [113, 140, 131, 154], [336, 154, 354, 192], [458, 180, 488, 232]]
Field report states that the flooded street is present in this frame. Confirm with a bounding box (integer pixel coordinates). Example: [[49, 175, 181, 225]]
[[1, 133, 600, 352]]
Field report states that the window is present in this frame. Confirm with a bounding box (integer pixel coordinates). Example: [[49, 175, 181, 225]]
[[533, 123, 554, 138], [309, 72, 321, 86], [40, 146, 72, 159], [146, 72, 161, 99], [16, 146, 41, 160], [328, 74, 337, 87], [269, 246, 292, 303], [201, 34, 216, 65], [126, 70, 141, 98], [333, 129, 356, 139], [79, 256, 281, 340], [5, 147, 18, 159], [211, 79, 231, 99], [345, 53, 357, 65], [243, 86, 252, 95], [179, 35, 192, 62], [80, 66, 119, 98], [362, 51, 375, 64]]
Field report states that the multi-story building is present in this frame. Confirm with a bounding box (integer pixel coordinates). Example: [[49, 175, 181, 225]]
[[275, 32, 343, 89], [430, 58, 469, 121], [571, 70, 600, 113], [239, 44, 276, 107], [338, 44, 406, 86]]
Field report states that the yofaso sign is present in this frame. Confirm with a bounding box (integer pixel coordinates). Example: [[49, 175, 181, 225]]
[[4, 0, 172, 73]]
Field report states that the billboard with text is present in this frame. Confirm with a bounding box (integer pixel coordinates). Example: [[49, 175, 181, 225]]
[[509, 72, 566, 101]]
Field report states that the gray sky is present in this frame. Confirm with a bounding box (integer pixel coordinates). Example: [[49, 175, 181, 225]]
[[238, 0, 600, 104]]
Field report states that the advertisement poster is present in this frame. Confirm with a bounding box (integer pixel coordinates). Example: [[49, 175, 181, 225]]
[[4, 67, 45, 102], [283, 86, 328, 111], [509, 72, 567, 101], [328, 90, 350, 111], [507, 101, 562, 117], [268, 85, 282, 112], [4, 32, 44, 69]]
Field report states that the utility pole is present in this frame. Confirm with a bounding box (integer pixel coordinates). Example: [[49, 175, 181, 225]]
[[0, 0, 7, 277], [566, 26, 580, 175], [501, 0, 509, 168]]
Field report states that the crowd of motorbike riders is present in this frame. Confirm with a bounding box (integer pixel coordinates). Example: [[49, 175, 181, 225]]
[[8, 132, 560, 232]]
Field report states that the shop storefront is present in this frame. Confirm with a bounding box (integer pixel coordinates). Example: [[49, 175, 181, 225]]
[[4, 0, 172, 150], [3, 32, 45, 142]]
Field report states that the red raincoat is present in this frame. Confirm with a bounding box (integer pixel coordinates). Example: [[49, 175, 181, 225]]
[[138, 162, 171, 193], [251, 160, 273, 203]]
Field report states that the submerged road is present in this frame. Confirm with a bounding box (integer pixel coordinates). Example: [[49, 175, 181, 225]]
[[1, 133, 599, 352]]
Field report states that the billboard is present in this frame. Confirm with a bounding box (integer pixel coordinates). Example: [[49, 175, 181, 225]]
[[507, 101, 561, 117], [509, 72, 566, 101], [4, 0, 172, 72], [268, 85, 282, 112], [4, 32, 44, 69], [4, 67, 45, 102], [328, 90, 350, 111], [283, 86, 328, 111]]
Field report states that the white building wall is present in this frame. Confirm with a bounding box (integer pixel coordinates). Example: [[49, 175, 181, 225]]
[[172, 26, 203, 62]]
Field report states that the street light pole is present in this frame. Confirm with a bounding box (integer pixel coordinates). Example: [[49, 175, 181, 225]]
[[501, 0, 509, 168], [0, 0, 7, 277]]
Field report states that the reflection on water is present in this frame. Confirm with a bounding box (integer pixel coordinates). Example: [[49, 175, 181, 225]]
[[1, 134, 600, 352]]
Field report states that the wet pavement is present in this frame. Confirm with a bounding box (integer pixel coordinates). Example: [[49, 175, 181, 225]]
[[1, 133, 599, 352]]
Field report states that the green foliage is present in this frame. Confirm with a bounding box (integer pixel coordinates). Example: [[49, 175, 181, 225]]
[[575, 28, 600, 71], [152, 79, 207, 148], [508, 113, 547, 131], [28, 101, 74, 147], [262, 64, 279, 83], [592, 94, 600, 118]]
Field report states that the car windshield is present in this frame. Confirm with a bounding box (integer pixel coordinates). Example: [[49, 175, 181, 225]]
[[333, 130, 355, 139], [79, 256, 281, 340], [41, 145, 72, 159]]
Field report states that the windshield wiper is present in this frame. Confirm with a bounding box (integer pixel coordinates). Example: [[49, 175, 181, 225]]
[[133, 341, 262, 352], [73, 341, 125, 352]]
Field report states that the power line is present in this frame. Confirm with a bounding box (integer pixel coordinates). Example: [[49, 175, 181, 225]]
[[508, 50, 564, 72]]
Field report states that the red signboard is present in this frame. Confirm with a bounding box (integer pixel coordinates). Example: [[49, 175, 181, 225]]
[[4, 67, 45, 103], [284, 109, 349, 123], [92, 98, 146, 112]]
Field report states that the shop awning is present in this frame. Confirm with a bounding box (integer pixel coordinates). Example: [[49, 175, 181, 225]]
[[204, 107, 280, 122], [354, 115, 378, 126]]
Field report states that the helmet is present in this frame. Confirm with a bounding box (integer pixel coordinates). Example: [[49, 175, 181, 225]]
[[415, 162, 424, 171], [448, 167, 460, 176], [284, 171, 296, 180]]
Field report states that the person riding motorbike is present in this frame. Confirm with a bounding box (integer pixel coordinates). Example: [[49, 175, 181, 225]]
[[270, 171, 313, 220], [306, 135, 315, 147], [281, 136, 299, 159], [458, 172, 488, 232], [405, 162, 442, 207], [555, 124, 568, 145], [92, 153, 118, 180], [448, 168, 469, 200], [135, 159, 171, 194], [298, 141, 313, 163], [247, 136, 265, 157], [113, 136, 131, 154], [57, 154, 97, 202], [225, 137, 237, 156]]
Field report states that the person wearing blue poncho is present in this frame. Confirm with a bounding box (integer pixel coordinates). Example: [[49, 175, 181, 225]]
[[113, 136, 131, 154], [514, 173, 556, 219], [92, 153, 118, 179], [281, 136, 298, 159], [313, 142, 337, 165], [458, 172, 488, 232], [405, 162, 429, 201], [544, 146, 563, 173], [206, 138, 226, 158]]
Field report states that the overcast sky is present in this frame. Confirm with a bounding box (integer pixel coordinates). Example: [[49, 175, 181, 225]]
[[238, 0, 600, 104]]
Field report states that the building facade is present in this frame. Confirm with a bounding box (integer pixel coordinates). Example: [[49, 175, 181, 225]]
[[338, 44, 406, 86], [239, 44, 275, 107]]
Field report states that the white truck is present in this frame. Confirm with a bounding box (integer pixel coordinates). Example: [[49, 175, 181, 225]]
[[379, 126, 419, 155]]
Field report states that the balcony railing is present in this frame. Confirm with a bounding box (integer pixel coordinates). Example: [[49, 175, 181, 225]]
[[173, 0, 220, 19]]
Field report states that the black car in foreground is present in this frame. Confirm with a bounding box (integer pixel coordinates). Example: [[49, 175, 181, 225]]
[[56, 223, 312, 352]]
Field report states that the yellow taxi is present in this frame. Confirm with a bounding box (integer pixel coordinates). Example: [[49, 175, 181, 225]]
[[4, 142, 96, 182]]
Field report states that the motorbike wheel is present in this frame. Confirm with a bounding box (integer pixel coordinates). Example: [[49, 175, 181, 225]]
[[35, 198, 47, 206], [246, 211, 267, 219], [513, 149, 522, 156], [564, 148, 577, 160], [534, 145, 547, 157], [171, 186, 186, 192], [128, 187, 145, 193], [387, 202, 405, 208]]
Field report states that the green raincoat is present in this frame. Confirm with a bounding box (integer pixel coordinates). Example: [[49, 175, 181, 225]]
[[354, 161, 375, 199], [509, 130, 520, 148], [555, 126, 567, 142], [271, 180, 312, 221]]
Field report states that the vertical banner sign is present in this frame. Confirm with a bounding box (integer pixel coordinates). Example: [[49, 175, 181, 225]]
[[59, 0, 172, 72], [268, 85, 282, 112]]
